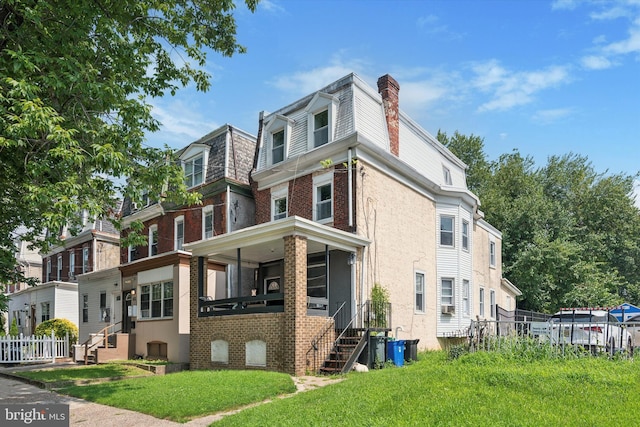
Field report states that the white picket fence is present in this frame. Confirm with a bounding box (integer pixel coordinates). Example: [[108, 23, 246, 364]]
[[0, 332, 70, 364]]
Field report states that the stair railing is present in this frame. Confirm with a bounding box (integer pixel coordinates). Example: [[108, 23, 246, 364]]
[[81, 321, 122, 365], [306, 302, 347, 372]]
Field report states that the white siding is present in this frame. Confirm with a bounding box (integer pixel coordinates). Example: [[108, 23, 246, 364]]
[[77, 269, 120, 343], [353, 85, 387, 149], [286, 109, 308, 158], [53, 286, 79, 326]]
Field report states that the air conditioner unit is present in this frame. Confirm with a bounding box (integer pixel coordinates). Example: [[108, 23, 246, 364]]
[[441, 305, 455, 314]]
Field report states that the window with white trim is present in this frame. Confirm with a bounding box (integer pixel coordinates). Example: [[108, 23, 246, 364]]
[[41, 302, 50, 322], [184, 154, 204, 188], [69, 250, 75, 279], [149, 225, 158, 256], [490, 289, 496, 319], [440, 215, 455, 247], [462, 220, 469, 251], [175, 216, 184, 250], [443, 165, 452, 185], [305, 92, 338, 150], [489, 240, 496, 267], [82, 247, 89, 273], [264, 114, 293, 166], [57, 255, 62, 281], [313, 173, 333, 223], [415, 271, 425, 313], [271, 129, 285, 164], [128, 245, 136, 263], [463, 280, 470, 316], [82, 294, 89, 323], [140, 281, 174, 319], [313, 109, 329, 147], [100, 291, 110, 322], [479, 287, 485, 318], [441, 278, 454, 307], [271, 186, 288, 221], [46, 258, 51, 282], [203, 205, 214, 239]]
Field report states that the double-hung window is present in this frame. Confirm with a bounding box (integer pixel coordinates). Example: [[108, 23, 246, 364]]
[[41, 302, 50, 322], [57, 255, 62, 281], [100, 291, 110, 322], [272, 130, 285, 164], [140, 281, 173, 319], [184, 154, 204, 188], [442, 165, 452, 185], [415, 272, 425, 313], [313, 110, 329, 147], [69, 250, 75, 279], [479, 288, 485, 318], [313, 174, 333, 223], [175, 216, 184, 251], [489, 241, 496, 267], [441, 278, 454, 307], [462, 220, 469, 251], [440, 216, 455, 247], [203, 206, 214, 239], [490, 289, 496, 319], [46, 258, 51, 282], [271, 186, 288, 221], [149, 225, 158, 256], [463, 280, 470, 316], [82, 247, 89, 273], [82, 294, 89, 323]]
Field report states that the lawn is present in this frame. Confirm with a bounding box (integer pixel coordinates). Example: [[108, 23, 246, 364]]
[[13, 363, 152, 383]]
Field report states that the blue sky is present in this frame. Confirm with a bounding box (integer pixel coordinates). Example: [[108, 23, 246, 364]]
[[146, 0, 640, 201]]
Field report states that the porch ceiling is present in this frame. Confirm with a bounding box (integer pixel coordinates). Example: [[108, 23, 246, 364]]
[[184, 216, 370, 266]]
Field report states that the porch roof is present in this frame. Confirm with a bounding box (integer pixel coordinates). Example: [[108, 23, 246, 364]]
[[184, 216, 370, 266]]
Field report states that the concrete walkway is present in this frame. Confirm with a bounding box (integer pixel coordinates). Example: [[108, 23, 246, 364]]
[[0, 363, 342, 426]]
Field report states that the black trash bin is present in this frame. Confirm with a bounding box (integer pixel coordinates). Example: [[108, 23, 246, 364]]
[[359, 333, 387, 369], [404, 339, 420, 362]]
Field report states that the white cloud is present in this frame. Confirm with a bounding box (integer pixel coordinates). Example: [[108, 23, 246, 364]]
[[259, 0, 286, 14], [148, 99, 220, 148], [471, 60, 571, 112], [551, 0, 579, 11], [417, 14, 438, 28], [581, 55, 614, 69], [532, 108, 575, 124], [603, 18, 640, 55]]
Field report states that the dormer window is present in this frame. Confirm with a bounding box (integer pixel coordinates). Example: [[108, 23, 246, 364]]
[[179, 143, 210, 189], [272, 130, 285, 164], [305, 92, 339, 151]]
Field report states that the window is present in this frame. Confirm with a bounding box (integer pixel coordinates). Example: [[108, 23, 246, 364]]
[[463, 280, 470, 316], [128, 245, 136, 263], [175, 216, 184, 250], [443, 165, 452, 185], [82, 247, 89, 273], [462, 220, 469, 251], [203, 206, 214, 239], [313, 173, 333, 223], [272, 130, 285, 164], [57, 255, 62, 281], [82, 294, 89, 323], [313, 109, 329, 147], [100, 291, 110, 322], [307, 254, 327, 300], [490, 289, 496, 319], [415, 272, 425, 313], [140, 281, 173, 319], [69, 250, 75, 279], [489, 241, 496, 267], [41, 302, 50, 322], [479, 288, 485, 318], [440, 216, 454, 247], [184, 154, 204, 188], [149, 225, 158, 256], [271, 186, 288, 221], [46, 258, 51, 282], [441, 278, 454, 306]]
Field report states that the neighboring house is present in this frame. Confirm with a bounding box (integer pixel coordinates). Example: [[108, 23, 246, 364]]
[[187, 73, 521, 376], [8, 212, 120, 338], [116, 124, 256, 363]]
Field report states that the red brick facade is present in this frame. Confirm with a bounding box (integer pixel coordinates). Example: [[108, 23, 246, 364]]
[[377, 74, 400, 157]]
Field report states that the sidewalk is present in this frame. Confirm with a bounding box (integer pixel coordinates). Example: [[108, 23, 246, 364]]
[[0, 362, 342, 426]]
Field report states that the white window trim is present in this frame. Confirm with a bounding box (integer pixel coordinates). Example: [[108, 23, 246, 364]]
[[128, 245, 135, 263], [271, 186, 288, 221], [305, 92, 339, 151], [69, 250, 75, 279], [312, 172, 333, 224], [46, 258, 51, 282], [82, 247, 89, 274], [479, 287, 485, 318], [57, 255, 62, 281], [202, 205, 214, 239], [148, 224, 158, 257], [440, 215, 455, 248], [443, 165, 452, 185], [264, 115, 293, 166], [462, 220, 469, 251], [463, 279, 470, 317], [174, 215, 185, 251], [179, 143, 211, 189], [139, 281, 174, 320], [490, 289, 497, 319], [489, 240, 496, 268], [415, 270, 426, 314], [441, 277, 455, 307]]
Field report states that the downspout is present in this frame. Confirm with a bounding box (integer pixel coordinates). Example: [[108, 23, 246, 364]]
[[360, 246, 367, 324], [348, 148, 353, 228], [226, 185, 232, 234]]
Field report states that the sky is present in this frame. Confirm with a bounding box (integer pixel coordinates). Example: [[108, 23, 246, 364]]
[[145, 0, 640, 203]]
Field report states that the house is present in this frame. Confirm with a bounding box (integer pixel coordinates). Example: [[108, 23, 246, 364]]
[[115, 124, 257, 363], [7, 214, 119, 337], [186, 73, 521, 376]]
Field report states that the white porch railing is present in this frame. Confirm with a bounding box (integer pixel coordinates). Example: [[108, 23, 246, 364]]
[[0, 332, 70, 364]]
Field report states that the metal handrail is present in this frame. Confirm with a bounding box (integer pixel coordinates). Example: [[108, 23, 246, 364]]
[[81, 321, 122, 365], [306, 302, 347, 371]]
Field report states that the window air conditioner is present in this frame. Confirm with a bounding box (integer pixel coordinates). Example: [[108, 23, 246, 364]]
[[441, 305, 455, 315]]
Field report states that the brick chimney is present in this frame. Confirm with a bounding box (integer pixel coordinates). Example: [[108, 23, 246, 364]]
[[377, 74, 400, 157]]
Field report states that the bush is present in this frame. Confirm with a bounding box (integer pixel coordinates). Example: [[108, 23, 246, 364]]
[[9, 318, 19, 337], [35, 318, 78, 346]]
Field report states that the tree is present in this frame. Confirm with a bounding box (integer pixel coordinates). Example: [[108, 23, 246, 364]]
[[437, 130, 491, 196], [0, 0, 259, 307]]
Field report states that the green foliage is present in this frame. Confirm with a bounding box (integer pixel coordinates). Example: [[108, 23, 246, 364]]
[[9, 317, 19, 337], [34, 318, 78, 345], [370, 283, 390, 328], [0, 0, 258, 309]]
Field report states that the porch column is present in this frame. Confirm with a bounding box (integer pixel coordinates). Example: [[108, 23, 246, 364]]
[[283, 234, 307, 376]]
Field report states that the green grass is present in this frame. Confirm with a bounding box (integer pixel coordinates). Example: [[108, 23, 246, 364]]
[[57, 369, 296, 423], [13, 364, 152, 383], [213, 352, 640, 426]]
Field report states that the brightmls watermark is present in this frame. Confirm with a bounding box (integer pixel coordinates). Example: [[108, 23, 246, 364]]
[[1, 404, 68, 426]]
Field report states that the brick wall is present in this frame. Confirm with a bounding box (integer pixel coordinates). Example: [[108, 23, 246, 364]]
[[288, 174, 313, 220]]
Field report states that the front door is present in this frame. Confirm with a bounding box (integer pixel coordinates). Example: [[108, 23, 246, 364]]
[[122, 291, 133, 333]]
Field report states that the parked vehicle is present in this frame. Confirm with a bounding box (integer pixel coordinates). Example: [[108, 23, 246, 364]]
[[549, 309, 632, 354], [623, 314, 640, 349]]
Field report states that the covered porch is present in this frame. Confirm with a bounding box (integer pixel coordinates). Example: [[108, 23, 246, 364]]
[[186, 216, 370, 375]]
